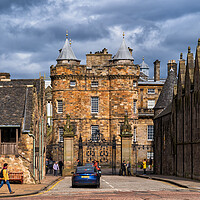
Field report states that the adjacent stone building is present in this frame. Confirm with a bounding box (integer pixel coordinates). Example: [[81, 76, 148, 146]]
[[154, 39, 200, 180], [50, 33, 165, 171], [0, 73, 46, 183]]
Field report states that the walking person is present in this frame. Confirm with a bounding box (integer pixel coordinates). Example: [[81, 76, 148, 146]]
[[143, 159, 147, 175], [121, 160, 126, 176], [0, 163, 15, 194], [46, 159, 49, 174], [58, 161, 64, 176], [53, 162, 59, 176], [127, 161, 131, 176], [77, 159, 82, 166]]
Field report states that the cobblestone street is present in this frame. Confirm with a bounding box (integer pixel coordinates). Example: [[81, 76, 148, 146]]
[[10, 175, 200, 200]]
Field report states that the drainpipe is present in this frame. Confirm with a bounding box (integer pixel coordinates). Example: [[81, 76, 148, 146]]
[[42, 118, 44, 179], [28, 133, 35, 178], [39, 121, 41, 182]]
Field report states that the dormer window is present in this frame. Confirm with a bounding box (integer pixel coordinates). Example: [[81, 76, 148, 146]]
[[91, 81, 98, 87], [70, 80, 76, 87]]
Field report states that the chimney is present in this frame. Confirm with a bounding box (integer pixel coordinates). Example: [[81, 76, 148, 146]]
[[178, 53, 186, 86], [167, 60, 177, 77], [187, 46, 194, 84], [154, 60, 160, 82], [0, 73, 11, 81]]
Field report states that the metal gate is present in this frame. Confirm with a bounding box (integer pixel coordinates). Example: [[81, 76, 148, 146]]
[[78, 132, 117, 175]]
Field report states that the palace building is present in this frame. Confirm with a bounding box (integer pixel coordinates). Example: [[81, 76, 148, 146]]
[[49, 32, 165, 171]]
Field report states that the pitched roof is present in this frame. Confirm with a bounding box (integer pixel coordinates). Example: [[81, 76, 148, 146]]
[[113, 38, 134, 61], [0, 79, 41, 131], [0, 86, 32, 129], [57, 37, 79, 61], [154, 102, 172, 119], [154, 69, 177, 109]]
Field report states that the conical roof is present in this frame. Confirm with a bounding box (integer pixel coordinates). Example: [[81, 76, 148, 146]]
[[113, 38, 134, 61], [139, 57, 149, 76], [154, 69, 177, 109], [57, 35, 79, 61], [139, 57, 149, 69]]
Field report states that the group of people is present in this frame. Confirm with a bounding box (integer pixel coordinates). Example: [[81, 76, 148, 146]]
[[46, 159, 64, 176], [121, 160, 131, 176]]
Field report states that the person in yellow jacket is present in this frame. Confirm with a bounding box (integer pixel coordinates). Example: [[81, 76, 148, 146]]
[[0, 163, 14, 194], [143, 159, 147, 175]]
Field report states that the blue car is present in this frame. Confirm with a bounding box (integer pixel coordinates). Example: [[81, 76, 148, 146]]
[[72, 166, 100, 188]]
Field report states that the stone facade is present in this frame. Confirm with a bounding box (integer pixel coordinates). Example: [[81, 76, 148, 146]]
[[0, 74, 46, 183], [50, 34, 164, 170], [154, 39, 200, 180]]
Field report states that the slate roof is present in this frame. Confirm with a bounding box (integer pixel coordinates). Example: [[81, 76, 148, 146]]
[[57, 37, 79, 61], [154, 69, 177, 109], [113, 38, 134, 61], [154, 103, 172, 119], [0, 79, 40, 132]]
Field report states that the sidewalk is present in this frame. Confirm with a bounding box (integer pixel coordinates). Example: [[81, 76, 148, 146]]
[[0, 175, 62, 198], [136, 174, 200, 190]]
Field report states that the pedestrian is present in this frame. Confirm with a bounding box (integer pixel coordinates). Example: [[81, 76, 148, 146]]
[[53, 161, 59, 176], [149, 157, 152, 170], [0, 163, 15, 194], [143, 159, 147, 175], [48, 159, 54, 174], [58, 161, 64, 176], [46, 159, 49, 174], [121, 160, 126, 176], [77, 159, 82, 166], [127, 161, 131, 176]]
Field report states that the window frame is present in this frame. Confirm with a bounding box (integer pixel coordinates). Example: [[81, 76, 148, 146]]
[[148, 88, 155, 94], [59, 127, 64, 142], [147, 100, 155, 109], [91, 81, 99, 87], [147, 152, 154, 159], [91, 125, 99, 142], [147, 125, 154, 141], [70, 80, 76, 87], [133, 127, 137, 143], [57, 100, 63, 113], [133, 100, 137, 114], [91, 97, 99, 113]]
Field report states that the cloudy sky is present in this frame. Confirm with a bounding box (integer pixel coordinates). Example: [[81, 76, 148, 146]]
[[0, 0, 200, 79]]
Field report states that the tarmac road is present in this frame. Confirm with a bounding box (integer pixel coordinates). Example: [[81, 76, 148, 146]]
[[11, 175, 200, 200]]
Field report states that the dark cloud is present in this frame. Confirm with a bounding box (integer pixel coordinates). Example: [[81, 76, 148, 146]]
[[0, 0, 200, 79]]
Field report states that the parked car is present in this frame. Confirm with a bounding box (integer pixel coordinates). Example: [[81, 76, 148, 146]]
[[72, 166, 100, 188]]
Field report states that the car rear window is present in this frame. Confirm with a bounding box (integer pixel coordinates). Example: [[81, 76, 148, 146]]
[[76, 167, 94, 174]]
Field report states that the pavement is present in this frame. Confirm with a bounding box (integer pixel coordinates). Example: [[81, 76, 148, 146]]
[[136, 174, 200, 190], [0, 173, 200, 198], [0, 174, 63, 198]]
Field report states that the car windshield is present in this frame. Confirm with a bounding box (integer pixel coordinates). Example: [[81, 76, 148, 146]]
[[76, 167, 94, 174]]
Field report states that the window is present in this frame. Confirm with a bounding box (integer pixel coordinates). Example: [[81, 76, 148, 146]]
[[147, 100, 155, 109], [133, 81, 137, 87], [147, 125, 154, 141], [91, 97, 99, 113], [148, 89, 155, 94], [133, 100, 137, 114], [133, 127, 137, 142], [147, 152, 154, 159], [70, 80, 76, 87], [59, 128, 64, 142], [57, 100, 63, 113], [91, 125, 99, 142], [91, 81, 98, 87]]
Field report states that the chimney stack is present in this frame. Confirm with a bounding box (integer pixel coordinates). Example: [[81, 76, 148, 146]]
[[154, 60, 160, 82], [167, 60, 177, 77]]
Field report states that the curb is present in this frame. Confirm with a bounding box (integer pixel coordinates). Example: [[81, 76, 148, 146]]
[[136, 174, 188, 188], [0, 176, 64, 199]]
